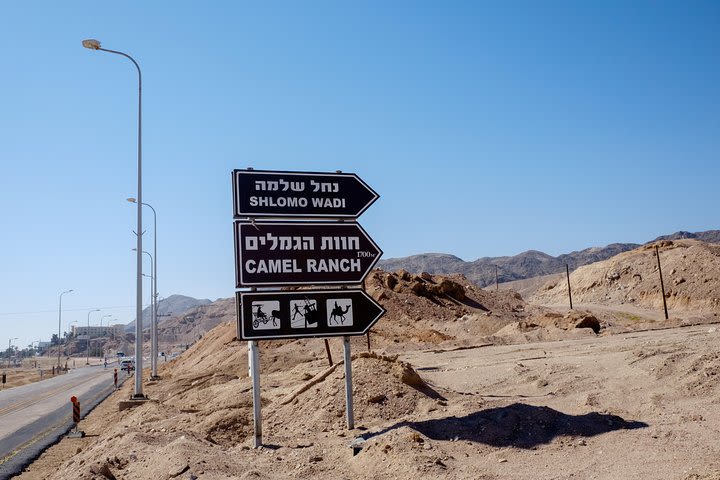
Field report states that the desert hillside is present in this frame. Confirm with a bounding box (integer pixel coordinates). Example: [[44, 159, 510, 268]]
[[17, 266, 720, 479], [531, 239, 720, 315], [155, 269, 603, 354]]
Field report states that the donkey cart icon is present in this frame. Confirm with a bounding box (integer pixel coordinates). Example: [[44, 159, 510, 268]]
[[252, 303, 280, 329]]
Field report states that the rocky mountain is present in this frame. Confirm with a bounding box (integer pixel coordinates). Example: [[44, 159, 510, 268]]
[[652, 230, 720, 244], [379, 244, 639, 288], [378, 230, 719, 288], [125, 294, 212, 332], [157, 297, 235, 345]]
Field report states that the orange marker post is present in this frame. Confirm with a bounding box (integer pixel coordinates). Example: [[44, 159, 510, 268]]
[[68, 396, 85, 438]]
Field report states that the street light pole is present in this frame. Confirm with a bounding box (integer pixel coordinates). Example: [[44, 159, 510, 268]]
[[86, 309, 100, 365], [58, 289, 73, 367], [128, 198, 159, 379], [83, 39, 145, 398]]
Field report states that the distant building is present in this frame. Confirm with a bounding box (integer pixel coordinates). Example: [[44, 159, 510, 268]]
[[71, 324, 125, 339]]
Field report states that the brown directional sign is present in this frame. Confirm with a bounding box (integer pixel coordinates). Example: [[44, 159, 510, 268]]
[[234, 221, 382, 287], [237, 289, 385, 340], [232, 169, 379, 218]]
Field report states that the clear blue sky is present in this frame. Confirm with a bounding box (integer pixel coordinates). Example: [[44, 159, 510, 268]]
[[1, 1, 718, 349]]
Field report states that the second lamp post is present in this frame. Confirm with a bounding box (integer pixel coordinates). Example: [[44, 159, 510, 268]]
[[128, 198, 159, 380]]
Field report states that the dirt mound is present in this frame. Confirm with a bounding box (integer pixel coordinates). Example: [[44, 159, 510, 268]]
[[531, 240, 720, 315], [274, 353, 442, 434], [364, 269, 542, 350]]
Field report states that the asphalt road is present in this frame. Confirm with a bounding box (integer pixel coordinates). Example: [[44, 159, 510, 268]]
[[0, 365, 125, 479]]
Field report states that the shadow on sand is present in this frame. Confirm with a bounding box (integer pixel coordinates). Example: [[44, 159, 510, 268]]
[[362, 403, 648, 449]]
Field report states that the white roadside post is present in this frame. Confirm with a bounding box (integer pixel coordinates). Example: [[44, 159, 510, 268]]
[[247, 340, 253, 378], [250, 340, 262, 447], [343, 336, 354, 429]]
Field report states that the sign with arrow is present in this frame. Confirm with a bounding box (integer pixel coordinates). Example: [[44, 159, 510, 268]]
[[232, 169, 379, 218], [237, 289, 385, 340], [234, 221, 382, 287]]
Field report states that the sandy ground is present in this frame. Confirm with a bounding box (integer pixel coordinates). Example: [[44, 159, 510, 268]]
[[10, 265, 720, 480], [16, 312, 720, 480], [0, 357, 83, 390]]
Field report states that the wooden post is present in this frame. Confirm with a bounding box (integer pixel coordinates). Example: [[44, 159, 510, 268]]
[[324, 339, 333, 367], [655, 245, 669, 320], [495, 265, 498, 291], [366, 331, 371, 352], [566, 264, 573, 310]]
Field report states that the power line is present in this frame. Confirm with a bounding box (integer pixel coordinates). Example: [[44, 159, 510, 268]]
[[0, 304, 151, 316]]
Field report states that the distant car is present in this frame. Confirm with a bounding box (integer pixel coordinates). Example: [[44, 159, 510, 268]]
[[120, 358, 135, 371], [116, 352, 125, 358]]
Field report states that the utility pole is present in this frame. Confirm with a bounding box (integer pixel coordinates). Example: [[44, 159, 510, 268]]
[[566, 264, 573, 310], [655, 245, 669, 320]]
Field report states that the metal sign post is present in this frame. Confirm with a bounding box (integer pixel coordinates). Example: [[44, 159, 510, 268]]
[[249, 340, 262, 448], [343, 336, 354, 429]]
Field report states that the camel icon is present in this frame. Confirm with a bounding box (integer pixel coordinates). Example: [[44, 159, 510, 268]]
[[326, 299, 353, 326]]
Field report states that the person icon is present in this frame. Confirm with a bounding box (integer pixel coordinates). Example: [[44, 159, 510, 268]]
[[292, 303, 303, 321]]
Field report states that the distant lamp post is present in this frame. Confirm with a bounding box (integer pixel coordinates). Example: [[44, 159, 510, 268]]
[[86, 309, 100, 365], [67, 320, 78, 361], [100, 314, 113, 331], [58, 289, 74, 366], [84, 38, 145, 399], [128, 197, 159, 379]]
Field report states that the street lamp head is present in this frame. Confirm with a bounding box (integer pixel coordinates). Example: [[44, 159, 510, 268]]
[[127, 197, 137, 203], [82, 39, 101, 50]]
